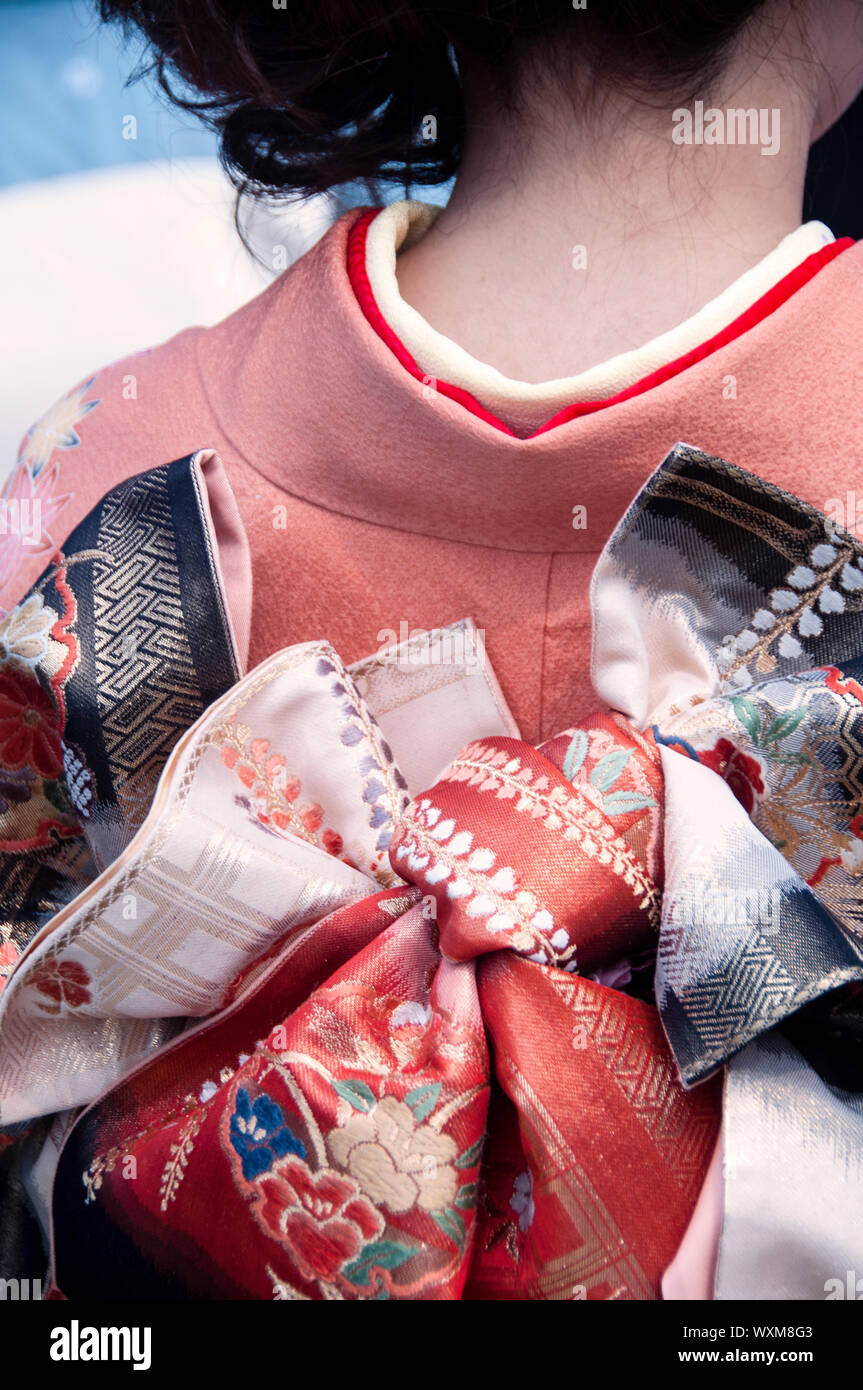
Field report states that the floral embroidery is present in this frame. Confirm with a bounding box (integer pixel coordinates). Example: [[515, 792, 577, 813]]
[[0, 563, 85, 852], [254, 1158, 384, 1284], [0, 594, 54, 671], [30, 957, 91, 1013], [62, 742, 94, 818], [562, 725, 658, 816], [393, 797, 571, 964], [717, 520, 863, 689], [657, 687, 817, 862], [316, 654, 410, 856], [229, 1087, 306, 1180], [327, 1094, 459, 1214], [0, 669, 63, 778], [18, 377, 101, 475], [439, 741, 659, 926], [159, 1112, 203, 1212], [0, 378, 100, 599], [213, 720, 350, 863]]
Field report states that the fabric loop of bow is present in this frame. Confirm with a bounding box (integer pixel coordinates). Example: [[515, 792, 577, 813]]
[[51, 720, 722, 1299], [2, 442, 863, 1298]]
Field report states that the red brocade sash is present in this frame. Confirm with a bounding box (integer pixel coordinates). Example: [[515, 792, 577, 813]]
[[52, 715, 719, 1300]]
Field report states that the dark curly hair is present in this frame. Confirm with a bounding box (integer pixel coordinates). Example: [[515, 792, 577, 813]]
[[99, 0, 774, 199]]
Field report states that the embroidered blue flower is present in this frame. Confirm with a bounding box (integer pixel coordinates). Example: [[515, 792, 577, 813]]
[[229, 1087, 306, 1180]]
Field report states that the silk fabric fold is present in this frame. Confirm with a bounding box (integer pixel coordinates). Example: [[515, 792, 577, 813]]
[[1, 442, 861, 1298]]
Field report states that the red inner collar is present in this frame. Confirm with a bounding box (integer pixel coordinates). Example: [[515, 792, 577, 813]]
[[347, 207, 853, 440]]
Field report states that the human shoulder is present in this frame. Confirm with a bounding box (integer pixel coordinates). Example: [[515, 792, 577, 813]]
[[0, 324, 217, 610]]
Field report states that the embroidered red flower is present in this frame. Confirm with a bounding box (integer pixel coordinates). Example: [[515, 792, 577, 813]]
[[300, 803, 324, 834], [30, 957, 91, 1012], [0, 669, 63, 778], [698, 738, 765, 814], [255, 1158, 383, 1285], [283, 775, 301, 803]]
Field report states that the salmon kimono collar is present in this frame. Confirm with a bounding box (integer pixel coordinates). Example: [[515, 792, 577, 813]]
[[0, 443, 861, 1300]]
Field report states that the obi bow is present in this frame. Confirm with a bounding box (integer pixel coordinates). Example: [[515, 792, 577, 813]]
[[1, 443, 862, 1300]]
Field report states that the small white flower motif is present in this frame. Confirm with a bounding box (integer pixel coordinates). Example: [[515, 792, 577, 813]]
[[787, 566, 816, 589], [391, 1000, 432, 1029], [797, 606, 823, 639], [447, 878, 472, 899], [819, 587, 846, 614], [199, 1080, 218, 1103], [468, 848, 495, 871], [840, 562, 863, 592], [752, 608, 776, 630], [62, 743, 93, 817], [448, 831, 473, 856], [810, 543, 838, 568], [839, 838, 863, 877], [510, 1169, 535, 1233], [777, 634, 803, 659]]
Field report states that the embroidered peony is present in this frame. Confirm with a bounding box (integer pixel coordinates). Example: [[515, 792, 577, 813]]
[[328, 1095, 458, 1214], [0, 668, 63, 778], [30, 957, 91, 1012], [255, 1158, 383, 1284], [698, 737, 765, 814]]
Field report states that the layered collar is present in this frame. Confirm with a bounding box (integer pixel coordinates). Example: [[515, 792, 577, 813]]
[[195, 206, 853, 553]]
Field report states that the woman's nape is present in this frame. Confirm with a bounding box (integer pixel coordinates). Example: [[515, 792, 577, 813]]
[[395, 0, 863, 383]]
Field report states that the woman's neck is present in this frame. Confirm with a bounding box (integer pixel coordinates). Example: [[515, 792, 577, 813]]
[[395, 53, 820, 383]]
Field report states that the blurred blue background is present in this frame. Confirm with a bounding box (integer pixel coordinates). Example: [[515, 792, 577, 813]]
[[0, 0, 218, 185], [0, 0, 454, 473]]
